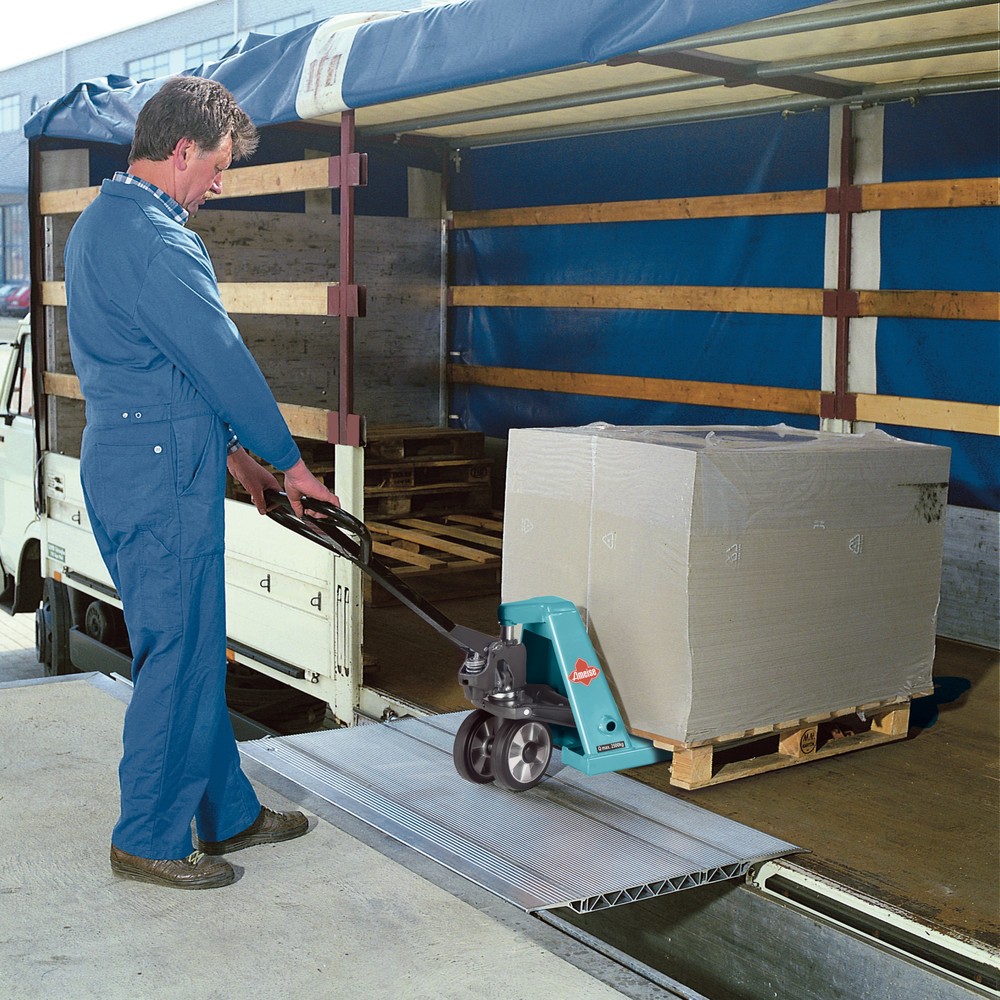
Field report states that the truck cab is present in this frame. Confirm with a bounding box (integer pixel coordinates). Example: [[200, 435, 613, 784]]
[[0, 319, 127, 678], [0, 318, 42, 619]]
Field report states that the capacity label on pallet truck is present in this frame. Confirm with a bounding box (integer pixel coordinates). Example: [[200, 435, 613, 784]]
[[568, 659, 601, 686]]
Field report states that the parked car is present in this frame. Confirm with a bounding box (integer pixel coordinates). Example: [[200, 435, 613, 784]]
[[0, 283, 29, 317]]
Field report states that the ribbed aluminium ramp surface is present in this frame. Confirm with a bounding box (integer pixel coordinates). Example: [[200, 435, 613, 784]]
[[240, 713, 801, 913]]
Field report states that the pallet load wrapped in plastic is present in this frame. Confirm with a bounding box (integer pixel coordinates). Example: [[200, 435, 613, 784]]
[[501, 424, 951, 748]]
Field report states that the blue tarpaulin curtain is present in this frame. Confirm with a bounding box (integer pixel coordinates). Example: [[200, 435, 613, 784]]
[[25, 0, 824, 141], [449, 110, 829, 436], [447, 94, 998, 510], [874, 91, 1000, 510]]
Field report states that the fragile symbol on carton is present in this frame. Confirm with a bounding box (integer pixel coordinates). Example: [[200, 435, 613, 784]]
[[568, 659, 601, 686], [849, 533, 864, 555], [725, 543, 741, 565]]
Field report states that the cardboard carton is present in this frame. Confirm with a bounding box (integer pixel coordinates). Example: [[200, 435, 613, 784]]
[[502, 424, 950, 744]]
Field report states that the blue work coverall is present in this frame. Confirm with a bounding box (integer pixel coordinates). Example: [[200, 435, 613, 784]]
[[64, 177, 301, 860]]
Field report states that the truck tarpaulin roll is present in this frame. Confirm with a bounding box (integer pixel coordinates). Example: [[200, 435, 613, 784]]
[[24, 0, 822, 141]]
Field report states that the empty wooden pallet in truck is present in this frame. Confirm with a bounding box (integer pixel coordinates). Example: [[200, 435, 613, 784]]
[[362, 427, 500, 603], [363, 426, 494, 518], [268, 428, 495, 519], [366, 515, 502, 607], [364, 457, 492, 517], [243, 426, 502, 605]]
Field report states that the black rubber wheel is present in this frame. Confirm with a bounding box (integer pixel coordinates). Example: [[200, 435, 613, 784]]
[[453, 709, 499, 784], [84, 600, 123, 647], [492, 718, 552, 792], [34, 606, 49, 665], [40, 578, 73, 676]]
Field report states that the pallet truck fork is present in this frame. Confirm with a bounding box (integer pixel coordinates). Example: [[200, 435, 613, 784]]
[[266, 492, 669, 791]]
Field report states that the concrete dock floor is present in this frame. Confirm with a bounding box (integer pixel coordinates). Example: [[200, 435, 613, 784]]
[[0, 614, 664, 1000]]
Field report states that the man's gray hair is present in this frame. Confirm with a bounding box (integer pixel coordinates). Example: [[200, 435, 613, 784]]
[[129, 76, 259, 164]]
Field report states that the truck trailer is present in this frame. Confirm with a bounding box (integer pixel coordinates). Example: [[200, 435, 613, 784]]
[[1, 3, 997, 993], [6, 0, 996, 721]]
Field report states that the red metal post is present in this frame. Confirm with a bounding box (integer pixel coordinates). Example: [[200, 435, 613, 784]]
[[821, 106, 859, 423], [332, 109, 366, 446]]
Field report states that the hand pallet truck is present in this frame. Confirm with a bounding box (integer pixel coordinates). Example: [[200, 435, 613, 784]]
[[266, 491, 669, 791]]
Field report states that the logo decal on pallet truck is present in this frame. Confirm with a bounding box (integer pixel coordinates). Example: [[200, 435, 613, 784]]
[[569, 659, 601, 686]]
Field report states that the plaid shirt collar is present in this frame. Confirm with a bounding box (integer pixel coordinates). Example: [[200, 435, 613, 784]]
[[111, 170, 189, 224]]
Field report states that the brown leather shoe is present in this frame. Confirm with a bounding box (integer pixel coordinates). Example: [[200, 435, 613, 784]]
[[196, 806, 309, 855], [110, 845, 235, 889]]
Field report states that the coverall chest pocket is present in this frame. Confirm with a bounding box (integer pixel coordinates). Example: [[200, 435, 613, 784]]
[[85, 436, 174, 532]]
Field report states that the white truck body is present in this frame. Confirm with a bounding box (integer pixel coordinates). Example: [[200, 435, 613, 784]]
[[0, 320, 412, 726]]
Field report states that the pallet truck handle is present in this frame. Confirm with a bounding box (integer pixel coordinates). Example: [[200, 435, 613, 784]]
[[262, 489, 496, 658], [263, 489, 372, 564]]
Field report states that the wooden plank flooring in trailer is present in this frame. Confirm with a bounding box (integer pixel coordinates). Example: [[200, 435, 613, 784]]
[[363, 595, 999, 946]]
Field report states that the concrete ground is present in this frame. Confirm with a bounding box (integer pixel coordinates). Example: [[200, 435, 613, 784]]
[[0, 614, 665, 1000], [0, 608, 41, 682]]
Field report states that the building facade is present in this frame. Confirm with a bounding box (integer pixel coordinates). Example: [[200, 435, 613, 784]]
[[0, 0, 410, 284]]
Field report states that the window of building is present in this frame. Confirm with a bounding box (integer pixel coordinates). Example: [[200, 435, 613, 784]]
[[1, 204, 26, 283], [0, 95, 20, 133], [185, 34, 234, 67], [126, 52, 171, 81], [252, 13, 312, 36]]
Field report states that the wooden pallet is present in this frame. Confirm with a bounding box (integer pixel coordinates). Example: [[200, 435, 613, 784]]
[[235, 427, 496, 516], [363, 428, 495, 517], [365, 425, 486, 462], [365, 456, 493, 491], [365, 482, 494, 518], [232, 426, 501, 601], [639, 694, 925, 790], [364, 513, 503, 606]]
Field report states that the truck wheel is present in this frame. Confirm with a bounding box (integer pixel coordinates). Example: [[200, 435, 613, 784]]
[[34, 607, 48, 665], [39, 578, 73, 676], [85, 600, 123, 647]]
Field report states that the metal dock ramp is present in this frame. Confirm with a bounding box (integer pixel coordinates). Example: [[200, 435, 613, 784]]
[[240, 713, 801, 913]]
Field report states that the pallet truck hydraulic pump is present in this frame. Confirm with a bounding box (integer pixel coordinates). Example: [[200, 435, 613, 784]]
[[265, 491, 669, 791]]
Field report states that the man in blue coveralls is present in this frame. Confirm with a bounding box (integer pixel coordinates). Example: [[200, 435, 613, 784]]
[[64, 76, 340, 889]]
